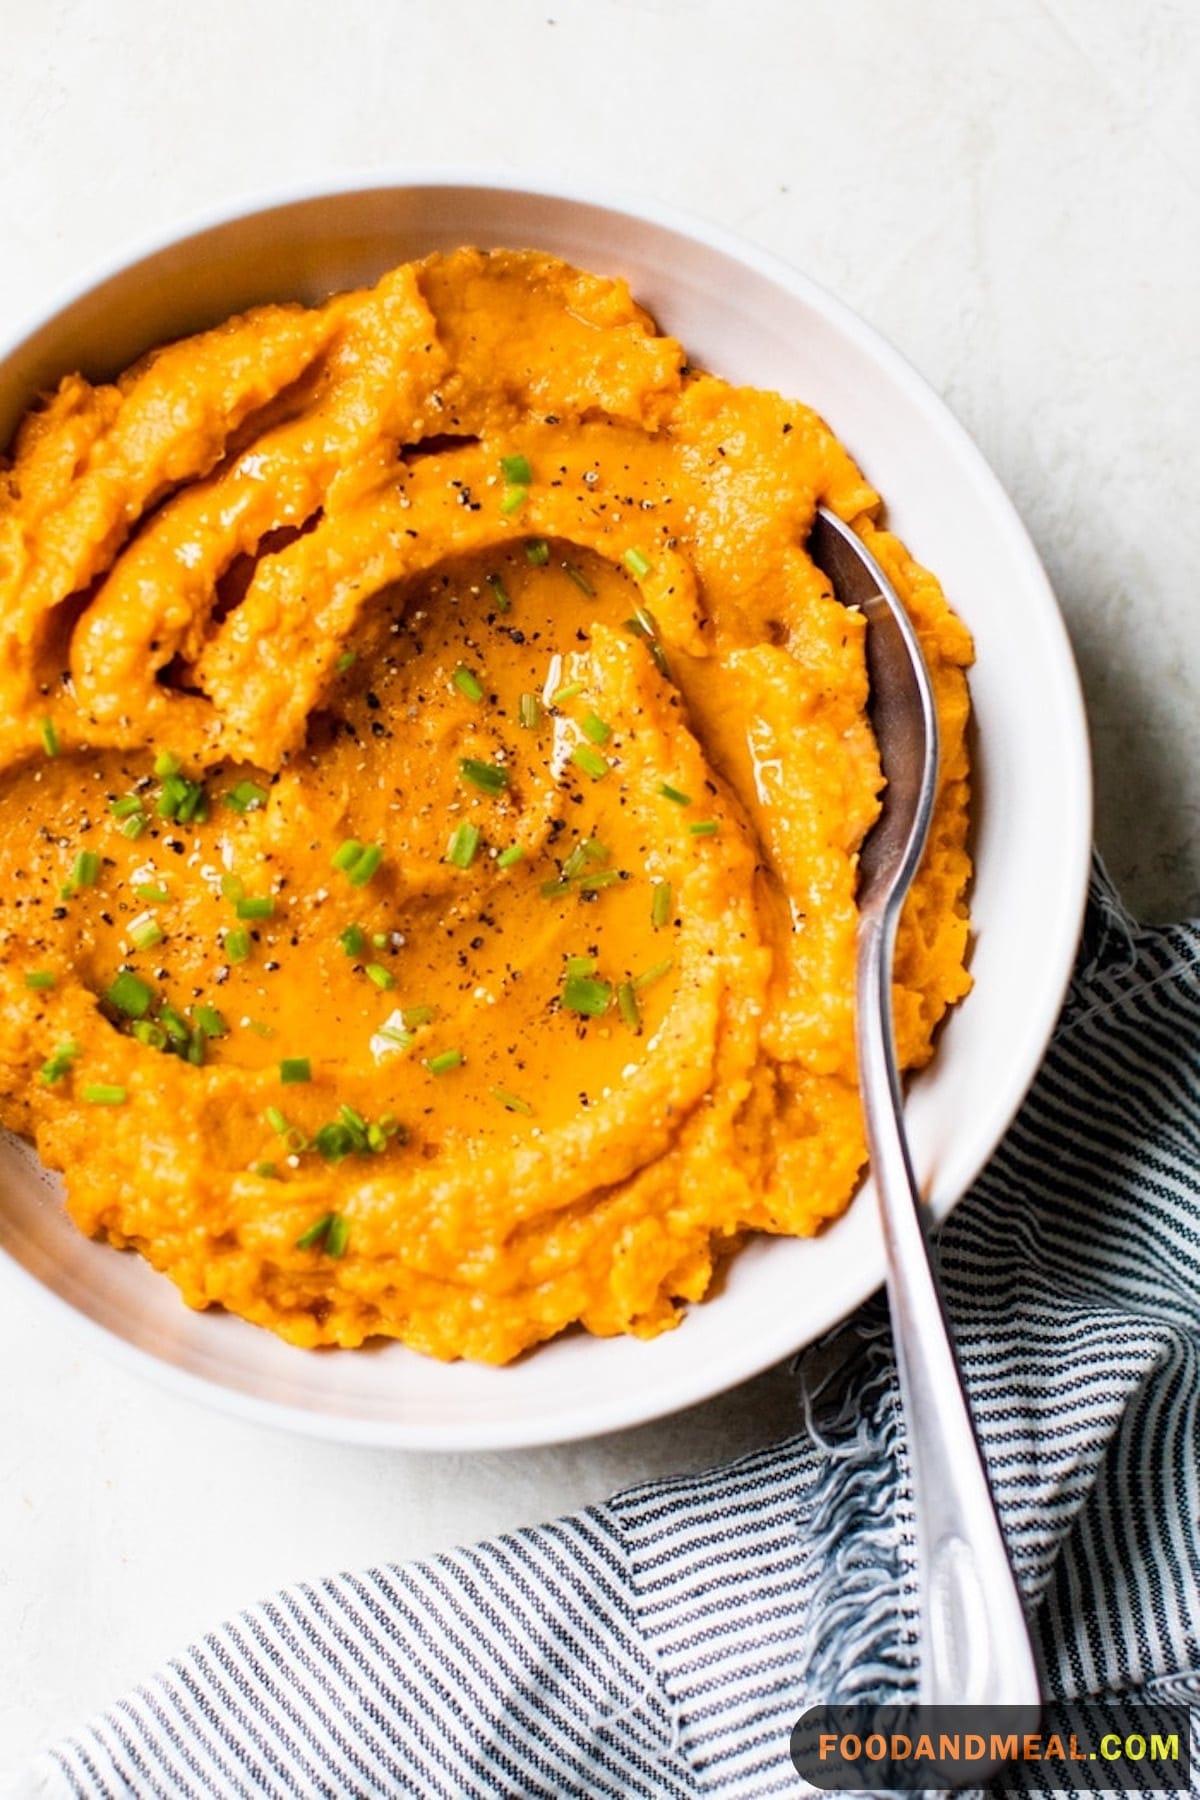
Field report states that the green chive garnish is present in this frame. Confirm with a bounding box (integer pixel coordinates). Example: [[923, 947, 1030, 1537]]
[[563, 561, 595, 596], [401, 1006, 433, 1028], [130, 919, 164, 951], [121, 814, 148, 840], [518, 693, 542, 730], [154, 751, 181, 778], [339, 924, 365, 957], [40, 1040, 79, 1085], [253, 1162, 279, 1180], [577, 869, 620, 891], [325, 1214, 350, 1258], [25, 970, 56, 991], [335, 650, 357, 674], [83, 1083, 127, 1106], [159, 1005, 190, 1045], [224, 928, 251, 964], [525, 539, 550, 566], [552, 681, 583, 706], [105, 970, 154, 1019], [633, 957, 674, 990], [296, 1213, 334, 1251], [617, 981, 641, 1032], [236, 895, 274, 920], [68, 850, 100, 893], [571, 744, 609, 781], [689, 820, 720, 837], [659, 783, 691, 806], [651, 881, 673, 929], [224, 779, 269, 814], [132, 1020, 168, 1050], [491, 1086, 533, 1116], [280, 1058, 311, 1084], [459, 757, 508, 795], [265, 1106, 289, 1135], [109, 795, 143, 819], [623, 608, 670, 678], [347, 844, 383, 887], [314, 1123, 354, 1164], [425, 1049, 464, 1075], [581, 712, 611, 746], [332, 838, 363, 872], [562, 839, 608, 879], [453, 666, 484, 702], [624, 547, 652, 579], [134, 884, 169, 903], [195, 1005, 227, 1038], [500, 484, 529, 516], [366, 962, 396, 990], [566, 955, 597, 977], [500, 453, 532, 485], [496, 844, 524, 869], [540, 878, 572, 899], [561, 974, 613, 1017], [40, 718, 59, 758], [486, 573, 511, 613], [371, 932, 389, 949], [447, 822, 481, 869]]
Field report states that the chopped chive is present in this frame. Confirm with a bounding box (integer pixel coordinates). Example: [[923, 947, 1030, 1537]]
[[253, 1161, 279, 1180], [332, 838, 364, 873], [224, 927, 252, 964], [366, 1122, 388, 1153], [689, 820, 720, 837], [335, 650, 357, 674], [459, 757, 508, 794], [571, 744, 609, 781], [265, 1105, 289, 1135], [540, 878, 572, 899], [121, 813, 148, 840], [563, 561, 595, 596], [109, 794, 143, 819], [280, 1058, 311, 1084], [447, 821, 481, 869], [651, 880, 673, 929], [236, 895, 274, 920], [566, 955, 597, 977], [500, 452, 532, 485], [295, 1213, 334, 1251], [132, 1019, 167, 1050], [246, 1020, 275, 1039], [401, 1005, 433, 1029], [83, 1083, 127, 1106], [154, 751, 182, 778], [69, 850, 100, 892], [562, 839, 608, 879], [518, 692, 542, 730], [424, 1049, 464, 1076], [338, 924, 365, 957], [325, 1214, 350, 1258], [40, 1040, 79, 1085], [185, 1029, 206, 1067], [552, 681, 583, 706], [40, 718, 59, 758], [633, 957, 674, 990], [347, 844, 384, 887], [24, 970, 56, 990], [486, 572, 511, 612], [525, 538, 550, 566], [623, 607, 670, 678], [577, 869, 620, 891], [500, 483, 529, 515], [105, 970, 154, 1019], [491, 1086, 533, 1116], [159, 1005, 190, 1045], [562, 974, 613, 1017], [496, 844, 524, 869], [224, 779, 269, 814], [453, 665, 484, 702], [617, 981, 641, 1032], [194, 1005, 227, 1038], [659, 783, 692, 806], [376, 1024, 413, 1053], [130, 919, 164, 951], [340, 1102, 369, 1135], [581, 712, 611, 746], [314, 1122, 354, 1164], [366, 962, 396, 990], [624, 547, 652, 579], [134, 884, 169, 903], [371, 932, 389, 949]]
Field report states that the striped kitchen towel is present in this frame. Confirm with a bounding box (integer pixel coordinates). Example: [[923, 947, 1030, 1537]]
[[16, 861, 1200, 1797]]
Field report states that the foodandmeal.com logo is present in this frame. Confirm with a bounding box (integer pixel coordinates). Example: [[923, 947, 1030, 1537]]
[[789, 1701, 1190, 1792]]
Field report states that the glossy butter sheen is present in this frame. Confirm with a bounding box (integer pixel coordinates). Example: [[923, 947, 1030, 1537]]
[[0, 249, 972, 1362]]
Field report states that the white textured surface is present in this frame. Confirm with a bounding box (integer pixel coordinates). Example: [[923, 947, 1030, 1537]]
[[1, 0, 1197, 1773]]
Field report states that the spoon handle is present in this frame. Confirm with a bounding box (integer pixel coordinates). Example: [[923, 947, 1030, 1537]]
[[857, 910, 1042, 1708]]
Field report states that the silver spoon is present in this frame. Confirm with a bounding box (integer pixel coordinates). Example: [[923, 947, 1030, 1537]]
[[809, 507, 1041, 1709]]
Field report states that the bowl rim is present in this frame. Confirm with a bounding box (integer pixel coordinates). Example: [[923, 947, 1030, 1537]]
[[0, 170, 1092, 1447]]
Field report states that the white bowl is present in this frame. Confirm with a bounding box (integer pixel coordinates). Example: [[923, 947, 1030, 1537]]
[[0, 177, 1091, 1448]]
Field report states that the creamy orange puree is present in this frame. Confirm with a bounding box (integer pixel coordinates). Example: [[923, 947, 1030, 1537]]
[[0, 249, 972, 1362]]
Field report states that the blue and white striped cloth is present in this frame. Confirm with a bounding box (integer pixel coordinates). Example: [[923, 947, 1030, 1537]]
[[18, 863, 1200, 1797]]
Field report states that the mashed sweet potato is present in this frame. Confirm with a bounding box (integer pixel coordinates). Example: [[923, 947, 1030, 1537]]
[[0, 249, 972, 1362]]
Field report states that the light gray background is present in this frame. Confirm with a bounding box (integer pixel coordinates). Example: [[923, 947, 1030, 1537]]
[[2, 0, 1197, 1773]]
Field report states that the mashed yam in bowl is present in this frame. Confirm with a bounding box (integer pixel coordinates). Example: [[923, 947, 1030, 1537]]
[[0, 245, 973, 1364]]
